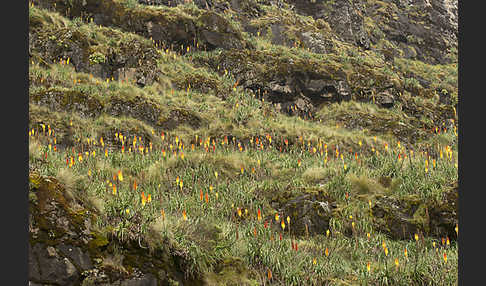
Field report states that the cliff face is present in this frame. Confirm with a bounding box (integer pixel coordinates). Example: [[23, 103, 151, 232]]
[[29, 0, 458, 285], [287, 0, 457, 65]]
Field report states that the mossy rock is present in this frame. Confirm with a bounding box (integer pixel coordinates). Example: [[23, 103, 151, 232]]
[[262, 186, 336, 236], [372, 186, 457, 240], [30, 87, 104, 118]]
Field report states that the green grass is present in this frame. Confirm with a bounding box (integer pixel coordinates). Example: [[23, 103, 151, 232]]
[[29, 119, 458, 284]]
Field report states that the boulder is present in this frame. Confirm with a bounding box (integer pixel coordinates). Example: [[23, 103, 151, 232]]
[[371, 183, 458, 240]]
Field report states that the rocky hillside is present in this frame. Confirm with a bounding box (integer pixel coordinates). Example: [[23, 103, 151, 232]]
[[29, 0, 458, 285]]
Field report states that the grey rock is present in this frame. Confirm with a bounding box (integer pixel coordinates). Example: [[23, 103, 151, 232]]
[[58, 244, 93, 272]]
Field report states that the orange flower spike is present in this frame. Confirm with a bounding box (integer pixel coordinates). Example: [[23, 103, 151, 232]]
[[257, 209, 262, 221], [205, 192, 209, 204], [147, 194, 152, 203], [133, 180, 138, 191], [394, 258, 399, 269], [281, 220, 285, 230], [141, 192, 146, 206], [112, 184, 117, 195], [267, 269, 272, 280], [443, 252, 447, 263], [200, 189, 204, 201], [253, 227, 257, 237], [313, 257, 317, 265], [297, 159, 301, 167], [325, 247, 329, 257], [182, 210, 187, 221], [404, 247, 408, 259], [366, 261, 371, 273], [161, 209, 166, 220]]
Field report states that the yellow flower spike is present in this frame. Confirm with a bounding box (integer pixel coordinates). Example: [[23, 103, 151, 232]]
[[384, 247, 389, 256], [176, 176, 180, 184], [281, 220, 285, 230], [368, 200, 372, 208], [359, 140, 362, 147], [351, 221, 355, 229], [237, 208, 242, 217], [147, 194, 152, 203], [394, 258, 399, 269], [367, 232, 371, 239], [382, 241, 386, 250], [126, 209, 130, 215], [179, 180, 183, 190], [326, 229, 330, 238], [161, 209, 165, 220], [209, 185, 213, 192], [118, 170, 123, 182], [455, 224, 458, 235], [367, 261, 371, 273], [313, 258, 317, 265], [275, 213, 279, 222], [245, 209, 248, 215], [414, 233, 419, 242], [88, 170, 92, 177], [287, 216, 290, 225], [182, 210, 187, 221], [446, 236, 450, 246]]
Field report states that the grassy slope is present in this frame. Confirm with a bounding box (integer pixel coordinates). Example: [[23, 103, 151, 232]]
[[29, 2, 458, 285]]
